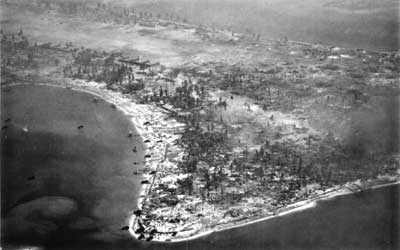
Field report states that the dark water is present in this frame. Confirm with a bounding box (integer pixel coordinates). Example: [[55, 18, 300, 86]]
[[2, 85, 399, 250], [36, 184, 398, 250], [1, 84, 145, 247]]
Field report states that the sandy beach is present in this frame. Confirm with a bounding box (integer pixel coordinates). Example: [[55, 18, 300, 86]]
[[2, 80, 186, 240], [151, 179, 400, 243], [56, 80, 397, 244], [3, 81, 398, 244]]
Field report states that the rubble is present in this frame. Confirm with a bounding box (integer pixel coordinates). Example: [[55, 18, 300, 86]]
[[2, 16, 399, 242]]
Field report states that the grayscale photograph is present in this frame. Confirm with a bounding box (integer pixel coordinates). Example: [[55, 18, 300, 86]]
[[1, 0, 399, 249]]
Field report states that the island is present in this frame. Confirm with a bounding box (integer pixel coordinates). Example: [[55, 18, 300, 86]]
[[1, 0, 399, 244]]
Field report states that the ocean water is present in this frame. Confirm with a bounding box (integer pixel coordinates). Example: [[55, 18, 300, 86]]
[[45, 183, 399, 250], [1, 85, 398, 250], [1, 84, 145, 246]]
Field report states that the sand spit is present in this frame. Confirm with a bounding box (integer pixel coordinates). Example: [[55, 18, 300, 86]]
[[147, 179, 400, 243], [2, 82, 399, 243]]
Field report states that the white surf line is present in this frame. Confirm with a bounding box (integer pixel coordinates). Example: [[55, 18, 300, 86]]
[[2, 81, 185, 241], [3, 83, 398, 243], [155, 180, 400, 243], [128, 145, 170, 239]]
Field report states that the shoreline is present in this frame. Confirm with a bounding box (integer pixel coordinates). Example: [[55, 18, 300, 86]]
[[155, 179, 400, 243], [3, 82, 399, 244], [1, 81, 185, 240]]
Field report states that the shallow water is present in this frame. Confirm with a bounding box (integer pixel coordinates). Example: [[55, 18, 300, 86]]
[[1, 84, 145, 246], [1, 85, 398, 250], [12, 183, 394, 250]]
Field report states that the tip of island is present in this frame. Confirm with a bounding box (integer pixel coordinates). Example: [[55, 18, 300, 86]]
[[1, 0, 399, 245]]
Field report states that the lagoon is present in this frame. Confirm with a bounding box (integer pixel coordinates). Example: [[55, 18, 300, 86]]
[[1, 84, 398, 250]]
